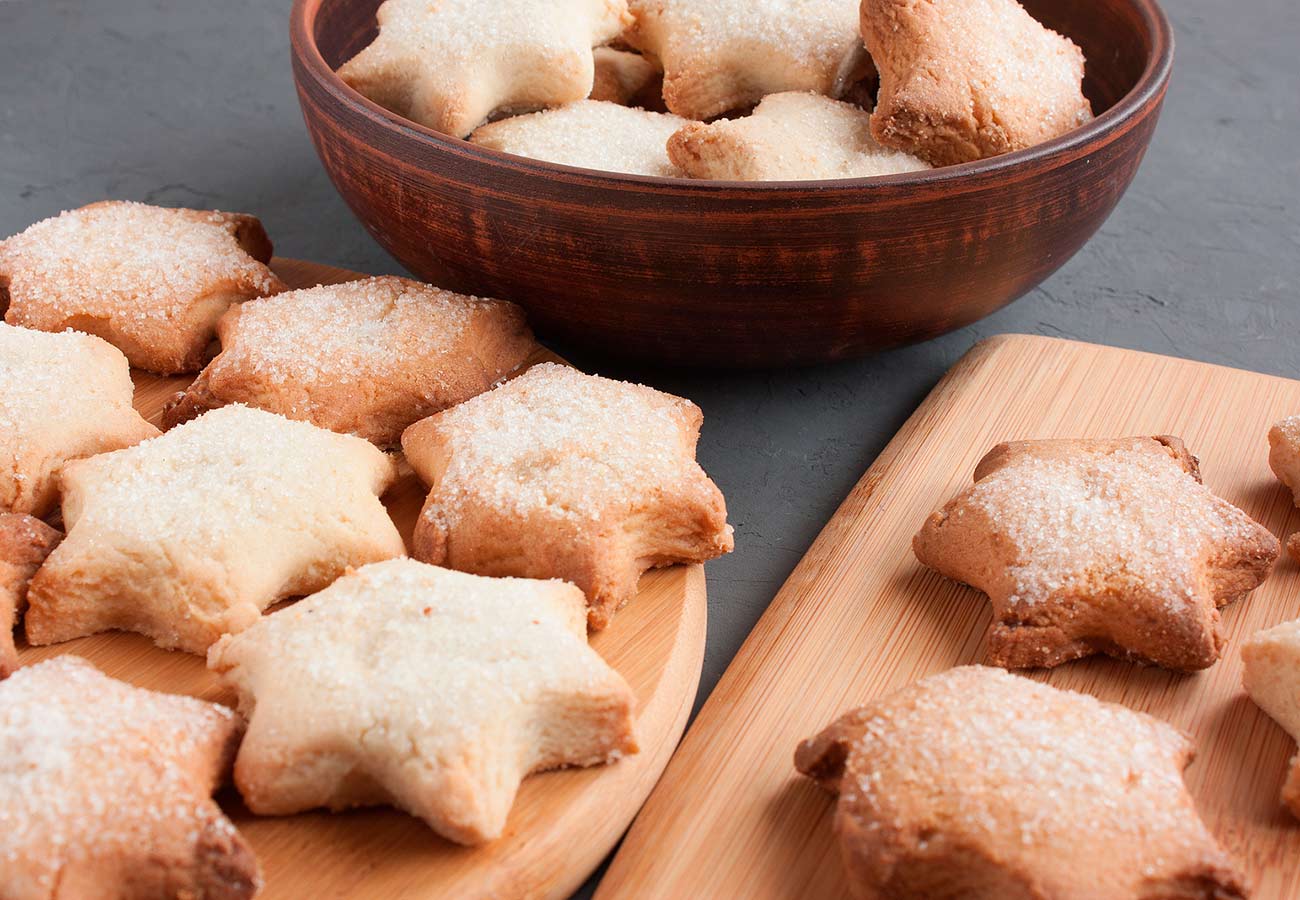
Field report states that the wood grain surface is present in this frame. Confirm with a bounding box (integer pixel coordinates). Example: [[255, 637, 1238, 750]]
[[599, 333, 1300, 899], [14, 258, 708, 900], [288, 0, 1173, 367]]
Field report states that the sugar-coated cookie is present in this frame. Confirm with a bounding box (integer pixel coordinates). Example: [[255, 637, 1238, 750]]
[[471, 100, 689, 177], [1242, 619, 1300, 818], [590, 47, 664, 108], [208, 558, 636, 845], [402, 363, 733, 629], [0, 515, 60, 679], [796, 666, 1248, 900], [668, 92, 929, 181], [1267, 415, 1300, 560], [861, 0, 1092, 166], [0, 323, 159, 518], [0, 201, 284, 374], [626, 0, 868, 120], [0, 656, 259, 899], [913, 436, 1278, 670], [26, 405, 404, 655], [162, 275, 535, 445], [338, 0, 632, 138]]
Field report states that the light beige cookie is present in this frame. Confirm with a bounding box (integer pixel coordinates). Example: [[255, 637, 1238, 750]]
[[471, 100, 689, 177], [591, 47, 664, 108], [338, 0, 632, 138], [861, 0, 1093, 166], [1242, 619, 1300, 818], [162, 275, 535, 445], [0, 515, 61, 679], [913, 436, 1278, 671], [668, 91, 929, 181], [402, 362, 733, 629], [208, 558, 636, 845], [26, 405, 404, 655], [0, 323, 159, 517], [626, 0, 868, 120], [796, 666, 1248, 900], [0, 201, 284, 374], [1267, 416, 1300, 560], [0, 656, 259, 899]]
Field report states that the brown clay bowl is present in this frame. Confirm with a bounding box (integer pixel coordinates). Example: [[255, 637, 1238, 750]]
[[290, 0, 1173, 368]]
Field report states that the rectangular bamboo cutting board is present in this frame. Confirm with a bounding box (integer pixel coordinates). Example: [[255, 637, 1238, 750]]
[[597, 333, 1300, 899]]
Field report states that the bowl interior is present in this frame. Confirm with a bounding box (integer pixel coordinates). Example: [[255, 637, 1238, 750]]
[[309, 0, 1157, 133]]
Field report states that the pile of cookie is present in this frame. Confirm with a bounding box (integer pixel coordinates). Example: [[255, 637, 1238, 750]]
[[337, 0, 1094, 181], [0, 200, 734, 896], [797, 434, 1300, 899]]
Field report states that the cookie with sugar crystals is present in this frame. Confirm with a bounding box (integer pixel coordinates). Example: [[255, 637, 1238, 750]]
[[471, 100, 689, 177], [625, 0, 868, 120], [0, 323, 159, 518], [338, 0, 632, 138], [208, 558, 636, 845], [668, 92, 929, 181], [590, 47, 665, 109], [163, 275, 535, 445], [861, 0, 1093, 166], [0, 201, 284, 374], [795, 666, 1248, 900], [401, 362, 733, 629], [1242, 619, 1300, 818], [0, 656, 260, 899], [1267, 415, 1300, 559], [0, 515, 61, 679], [26, 405, 404, 655], [913, 436, 1278, 670]]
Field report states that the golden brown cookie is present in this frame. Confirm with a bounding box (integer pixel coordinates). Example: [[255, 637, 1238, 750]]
[[590, 47, 665, 108], [0, 323, 159, 517], [1267, 415, 1300, 561], [401, 362, 733, 629], [668, 91, 929, 181], [162, 275, 535, 445], [0, 656, 260, 899], [861, 0, 1093, 166], [626, 0, 869, 120], [338, 0, 632, 138], [913, 436, 1278, 670], [1242, 619, 1300, 818], [0, 201, 284, 374], [796, 665, 1248, 900], [26, 405, 404, 655], [0, 515, 61, 679], [471, 100, 689, 177], [208, 558, 637, 845]]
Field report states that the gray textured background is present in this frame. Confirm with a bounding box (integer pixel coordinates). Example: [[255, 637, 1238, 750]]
[[3, 0, 1297, 893]]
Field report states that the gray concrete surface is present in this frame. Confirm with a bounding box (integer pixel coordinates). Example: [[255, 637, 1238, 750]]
[[3, 0, 1297, 894]]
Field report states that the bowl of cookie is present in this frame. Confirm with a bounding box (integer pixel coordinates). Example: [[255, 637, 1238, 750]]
[[289, 0, 1173, 367]]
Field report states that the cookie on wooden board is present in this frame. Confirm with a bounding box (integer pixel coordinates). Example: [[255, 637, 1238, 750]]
[[0, 201, 283, 374], [401, 363, 733, 629], [0, 515, 60, 679], [796, 666, 1248, 900], [1267, 415, 1300, 559], [208, 559, 636, 845], [1242, 619, 1300, 818], [913, 436, 1278, 670]]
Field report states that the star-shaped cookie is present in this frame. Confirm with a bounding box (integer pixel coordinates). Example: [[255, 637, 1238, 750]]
[[913, 436, 1278, 671], [1242, 619, 1300, 818], [795, 666, 1248, 900], [0, 656, 259, 898], [668, 92, 929, 181], [208, 558, 637, 845], [0, 515, 61, 679], [26, 404, 405, 654], [337, 0, 632, 138], [1267, 415, 1300, 560], [1, 201, 284, 374], [471, 100, 689, 177], [0, 323, 159, 518], [625, 0, 868, 120], [162, 275, 536, 445], [861, 0, 1093, 166], [401, 363, 733, 629]]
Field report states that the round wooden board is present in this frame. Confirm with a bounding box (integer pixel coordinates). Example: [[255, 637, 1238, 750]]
[[15, 258, 708, 900]]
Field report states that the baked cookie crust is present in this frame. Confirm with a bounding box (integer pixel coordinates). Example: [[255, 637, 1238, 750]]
[[0, 515, 61, 679]]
